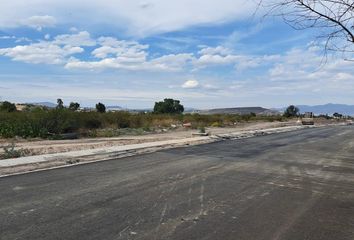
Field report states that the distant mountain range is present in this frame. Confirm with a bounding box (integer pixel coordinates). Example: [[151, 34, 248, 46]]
[[198, 107, 280, 115], [184, 104, 354, 116], [31, 102, 57, 108], [106, 106, 124, 111], [26, 102, 354, 116], [295, 104, 354, 116]]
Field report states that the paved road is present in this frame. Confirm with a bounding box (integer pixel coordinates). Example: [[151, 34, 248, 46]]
[[1, 126, 354, 240]]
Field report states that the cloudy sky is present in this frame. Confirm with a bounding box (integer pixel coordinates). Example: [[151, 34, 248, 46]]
[[0, 0, 353, 109]]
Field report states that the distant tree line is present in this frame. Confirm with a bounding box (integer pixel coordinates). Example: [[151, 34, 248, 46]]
[[283, 105, 348, 119]]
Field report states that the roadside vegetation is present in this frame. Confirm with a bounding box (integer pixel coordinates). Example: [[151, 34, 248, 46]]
[[0, 108, 285, 139], [0, 99, 288, 139], [1, 100, 348, 140], [0, 142, 30, 159]]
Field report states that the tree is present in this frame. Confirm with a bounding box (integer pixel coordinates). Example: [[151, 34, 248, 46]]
[[96, 102, 106, 113], [69, 102, 80, 111], [0, 101, 17, 112], [153, 98, 184, 114], [259, 0, 354, 56], [333, 112, 343, 118], [284, 105, 299, 117], [56, 98, 64, 109]]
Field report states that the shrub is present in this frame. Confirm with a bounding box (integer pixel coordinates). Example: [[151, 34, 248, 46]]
[[211, 122, 223, 127], [0, 108, 284, 139], [84, 118, 102, 129], [198, 126, 206, 133], [0, 101, 17, 112], [1, 143, 30, 159]]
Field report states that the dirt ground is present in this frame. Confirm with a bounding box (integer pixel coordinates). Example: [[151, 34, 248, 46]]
[[0, 120, 321, 159]]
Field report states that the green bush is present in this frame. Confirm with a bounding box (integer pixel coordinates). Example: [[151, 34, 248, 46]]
[[211, 122, 223, 127], [1, 143, 30, 159]]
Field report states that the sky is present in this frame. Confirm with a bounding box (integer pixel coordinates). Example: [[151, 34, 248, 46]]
[[0, 0, 353, 109]]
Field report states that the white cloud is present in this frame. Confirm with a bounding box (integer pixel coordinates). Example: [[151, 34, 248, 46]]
[[149, 54, 194, 71], [335, 73, 353, 81], [194, 46, 241, 68], [20, 15, 56, 31], [0, 37, 247, 71], [53, 31, 96, 47], [0, 1, 258, 37], [194, 46, 282, 71], [15, 37, 32, 43], [65, 53, 193, 72], [256, 46, 354, 99], [198, 46, 232, 56], [0, 36, 16, 40], [0, 30, 194, 71], [1, 38, 354, 108], [1, 28, 353, 89], [0, 32, 93, 64], [92, 37, 148, 59], [182, 79, 199, 89], [69, 27, 79, 33], [0, 42, 83, 64], [65, 35, 194, 71], [0, 32, 95, 65], [196, 54, 240, 67]]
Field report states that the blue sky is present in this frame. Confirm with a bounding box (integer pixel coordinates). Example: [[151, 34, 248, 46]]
[[0, 0, 353, 109]]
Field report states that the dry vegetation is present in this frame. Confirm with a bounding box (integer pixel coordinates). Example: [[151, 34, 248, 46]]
[[0, 109, 286, 139]]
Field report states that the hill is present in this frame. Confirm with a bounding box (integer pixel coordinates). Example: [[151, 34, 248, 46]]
[[31, 102, 57, 108], [199, 107, 280, 115]]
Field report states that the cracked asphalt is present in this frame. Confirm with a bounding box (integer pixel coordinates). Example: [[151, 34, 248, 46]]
[[1, 125, 354, 240]]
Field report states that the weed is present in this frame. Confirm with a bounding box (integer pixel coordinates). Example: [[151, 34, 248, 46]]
[[0, 109, 284, 139], [198, 126, 206, 133], [1, 142, 30, 159]]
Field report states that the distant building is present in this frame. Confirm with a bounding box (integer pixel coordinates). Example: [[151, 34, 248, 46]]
[[15, 104, 27, 111]]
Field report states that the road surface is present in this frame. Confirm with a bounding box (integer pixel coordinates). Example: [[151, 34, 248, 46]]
[[1, 126, 354, 240]]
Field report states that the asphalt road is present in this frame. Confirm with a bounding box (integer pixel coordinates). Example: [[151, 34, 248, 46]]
[[1, 126, 354, 240]]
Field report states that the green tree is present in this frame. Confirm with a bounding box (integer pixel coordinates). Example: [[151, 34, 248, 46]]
[[0, 101, 17, 112], [56, 98, 64, 109], [284, 105, 299, 117], [333, 112, 343, 118], [96, 102, 106, 113], [153, 98, 184, 114], [69, 102, 80, 111]]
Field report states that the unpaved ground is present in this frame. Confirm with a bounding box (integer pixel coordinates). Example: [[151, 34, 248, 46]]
[[0, 121, 299, 158]]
